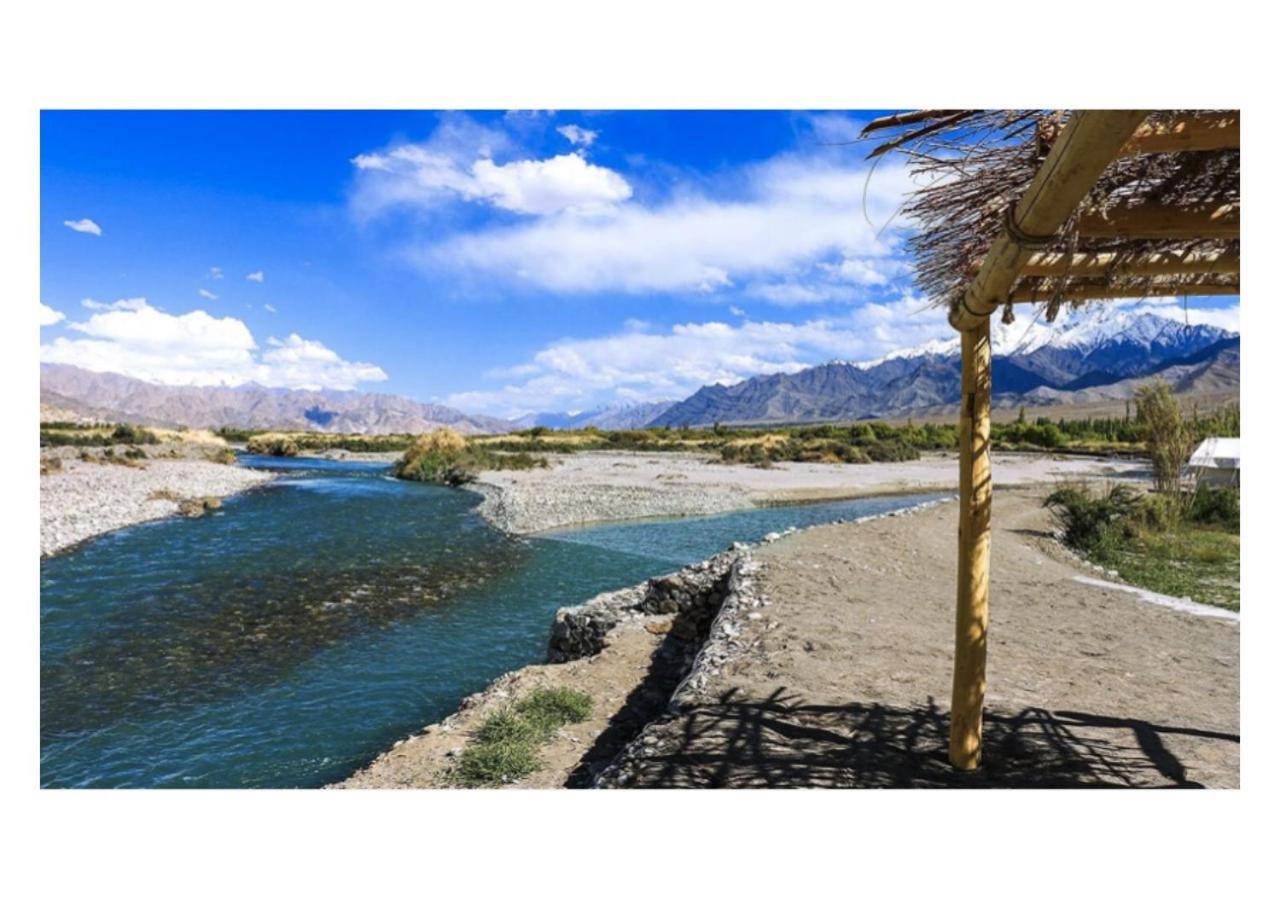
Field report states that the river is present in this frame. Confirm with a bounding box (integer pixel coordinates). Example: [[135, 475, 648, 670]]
[[40, 455, 947, 788]]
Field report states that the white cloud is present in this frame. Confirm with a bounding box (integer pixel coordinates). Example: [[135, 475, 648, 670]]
[[246, 271, 265, 283], [447, 295, 952, 417], [351, 115, 631, 218], [422, 155, 917, 296], [81, 297, 149, 311], [39, 303, 64, 326], [208, 266, 224, 280], [1124, 296, 1240, 333], [264, 304, 277, 313], [199, 288, 218, 300], [556, 124, 598, 147], [63, 218, 102, 236], [39, 298, 386, 391], [260, 334, 388, 390]]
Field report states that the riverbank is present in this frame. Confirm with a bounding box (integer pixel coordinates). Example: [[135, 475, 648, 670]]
[[469, 449, 1148, 534], [339, 487, 1238, 789], [40, 455, 273, 556]]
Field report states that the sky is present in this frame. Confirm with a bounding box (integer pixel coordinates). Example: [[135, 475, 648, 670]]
[[39, 110, 1240, 419]]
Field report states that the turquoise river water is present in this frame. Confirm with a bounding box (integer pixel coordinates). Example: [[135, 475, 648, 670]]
[[40, 455, 947, 788]]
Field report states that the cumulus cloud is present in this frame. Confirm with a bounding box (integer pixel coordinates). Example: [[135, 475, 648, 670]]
[[208, 266, 224, 280], [556, 124, 598, 147], [39, 297, 386, 391], [246, 270, 265, 283], [63, 218, 102, 236], [447, 295, 952, 417], [39, 303, 65, 327], [421, 154, 918, 296], [264, 303, 277, 313], [199, 288, 218, 300], [351, 114, 631, 219]]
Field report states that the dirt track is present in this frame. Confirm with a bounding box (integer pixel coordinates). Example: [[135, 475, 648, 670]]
[[605, 489, 1239, 788]]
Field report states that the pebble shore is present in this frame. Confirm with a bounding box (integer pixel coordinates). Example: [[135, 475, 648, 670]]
[[40, 457, 274, 556], [468, 480, 752, 534]]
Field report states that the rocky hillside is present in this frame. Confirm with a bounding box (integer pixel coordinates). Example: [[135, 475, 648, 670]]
[[651, 309, 1237, 427], [40, 363, 515, 435]]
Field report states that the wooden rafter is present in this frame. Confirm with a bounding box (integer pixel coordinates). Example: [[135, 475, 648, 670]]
[[1117, 112, 1240, 157], [968, 248, 1239, 279], [1077, 202, 1239, 240]]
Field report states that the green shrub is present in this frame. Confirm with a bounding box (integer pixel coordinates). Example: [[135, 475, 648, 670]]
[[245, 434, 300, 457], [110, 423, 158, 445], [1189, 486, 1239, 530], [1043, 483, 1142, 557], [864, 439, 920, 462], [395, 428, 547, 486]]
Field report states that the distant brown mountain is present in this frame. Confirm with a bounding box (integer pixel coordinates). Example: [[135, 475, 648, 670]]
[[39, 364, 515, 435]]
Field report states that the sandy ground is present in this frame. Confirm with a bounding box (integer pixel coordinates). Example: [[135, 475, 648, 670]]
[[604, 489, 1239, 788], [40, 457, 273, 556], [473, 450, 1149, 533], [335, 618, 689, 789]]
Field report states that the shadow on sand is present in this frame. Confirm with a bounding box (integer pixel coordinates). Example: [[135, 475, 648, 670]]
[[586, 686, 1238, 788]]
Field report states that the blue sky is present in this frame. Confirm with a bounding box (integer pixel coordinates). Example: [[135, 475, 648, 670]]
[[40, 110, 1240, 418]]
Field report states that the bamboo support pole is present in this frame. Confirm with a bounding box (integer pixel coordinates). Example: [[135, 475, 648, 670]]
[[1118, 112, 1239, 157], [948, 110, 1150, 332], [968, 248, 1239, 279], [1077, 202, 1239, 240], [1009, 280, 1240, 303], [950, 318, 992, 771]]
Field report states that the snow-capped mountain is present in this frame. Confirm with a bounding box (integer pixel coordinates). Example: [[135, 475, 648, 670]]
[[650, 306, 1237, 427], [514, 399, 678, 431]]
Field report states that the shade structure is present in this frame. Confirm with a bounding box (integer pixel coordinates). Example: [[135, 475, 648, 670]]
[[861, 109, 1241, 770]]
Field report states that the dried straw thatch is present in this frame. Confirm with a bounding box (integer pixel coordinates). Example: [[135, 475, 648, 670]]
[[860, 110, 1239, 321]]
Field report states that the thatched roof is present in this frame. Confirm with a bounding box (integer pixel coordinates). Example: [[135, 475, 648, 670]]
[[861, 110, 1240, 322]]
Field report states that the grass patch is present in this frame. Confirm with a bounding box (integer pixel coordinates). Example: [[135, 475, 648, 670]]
[[1105, 527, 1240, 611], [449, 687, 593, 788], [1045, 483, 1240, 611]]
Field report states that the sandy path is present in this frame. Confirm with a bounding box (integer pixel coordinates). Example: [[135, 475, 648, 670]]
[[601, 489, 1239, 788], [474, 450, 1149, 533]]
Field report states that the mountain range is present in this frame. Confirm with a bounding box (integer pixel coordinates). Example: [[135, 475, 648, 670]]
[[649, 308, 1239, 427], [511, 400, 677, 431], [39, 364, 514, 435], [40, 307, 1239, 434]]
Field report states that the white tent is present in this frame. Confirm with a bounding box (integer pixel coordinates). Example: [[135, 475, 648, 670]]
[[1187, 437, 1241, 487]]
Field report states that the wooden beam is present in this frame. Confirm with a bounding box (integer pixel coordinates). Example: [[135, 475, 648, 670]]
[[1077, 202, 1239, 240], [950, 318, 992, 771], [1010, 280, 1240, 303], [969, 248, 1239, 278], [949, 110, 1150, 332], [1118, 112, 1239, 157]]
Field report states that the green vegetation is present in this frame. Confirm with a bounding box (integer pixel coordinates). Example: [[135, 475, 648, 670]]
[[40, 422, 159, 447], [393, 428, 547, 486], [1135, 381, 1192, 500], [469, 402, 1238, 465], [217, 427, 419, 453], [450, 687, 594, 787], [245, 434, 300, 457], [1044, 482, 1240, 610]]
